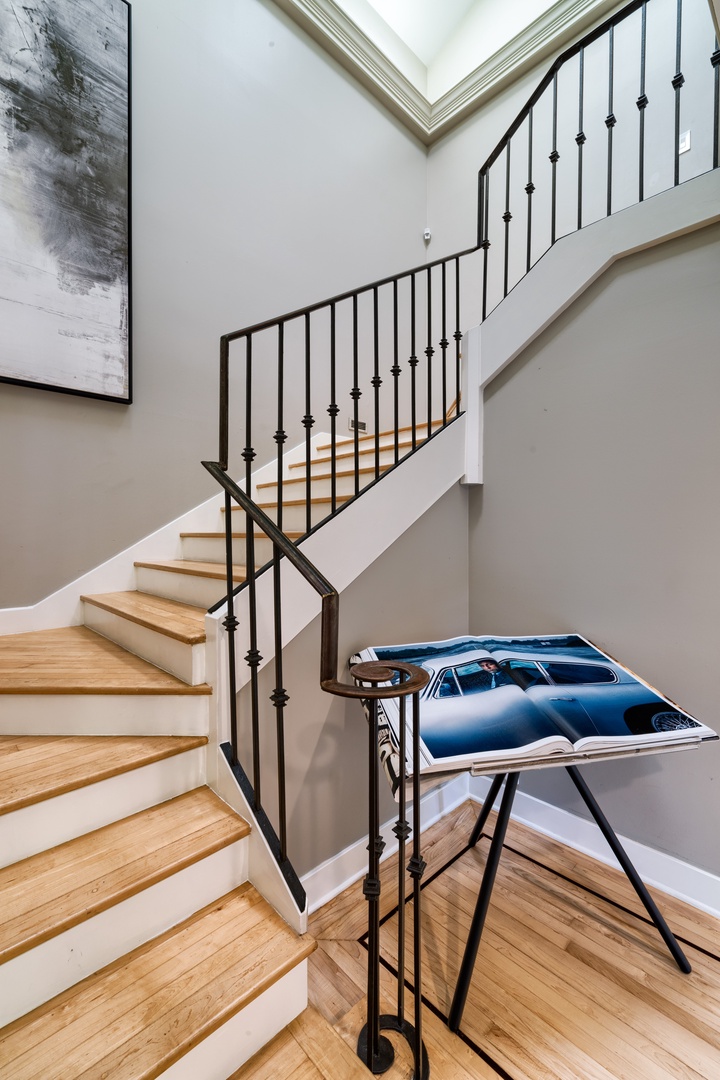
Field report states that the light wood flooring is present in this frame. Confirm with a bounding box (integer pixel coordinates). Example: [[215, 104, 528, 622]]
[[244, 799, 720, 1079]]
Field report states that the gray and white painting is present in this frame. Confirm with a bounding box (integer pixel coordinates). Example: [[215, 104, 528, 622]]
[[0, 0, 130, 400]]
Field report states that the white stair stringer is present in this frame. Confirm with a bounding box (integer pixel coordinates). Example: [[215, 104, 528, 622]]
[[462, 169, 720, 483]]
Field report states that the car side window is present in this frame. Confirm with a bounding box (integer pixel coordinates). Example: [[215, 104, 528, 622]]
[[504, 659, 549, 690], [435, 669, 461, 698], [542, 662, 616, 685]]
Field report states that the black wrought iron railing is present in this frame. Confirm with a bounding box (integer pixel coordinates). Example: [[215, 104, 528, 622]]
[[202, 0, 718, 1072]]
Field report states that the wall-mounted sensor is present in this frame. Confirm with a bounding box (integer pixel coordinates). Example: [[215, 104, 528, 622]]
[[423, 228, 432, 242], [679, 130, 691, 154]]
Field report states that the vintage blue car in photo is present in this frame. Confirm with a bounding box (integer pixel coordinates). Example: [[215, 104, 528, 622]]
[[359, 635, 709, 771]]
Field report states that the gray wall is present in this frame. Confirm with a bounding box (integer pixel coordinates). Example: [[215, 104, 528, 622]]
[[0, 0, 428, 607], [469, 222, 720, 875], [245, 483, 469, 876]]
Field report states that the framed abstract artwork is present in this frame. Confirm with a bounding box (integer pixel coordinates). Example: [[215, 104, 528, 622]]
[[0, 0, 131, 402]]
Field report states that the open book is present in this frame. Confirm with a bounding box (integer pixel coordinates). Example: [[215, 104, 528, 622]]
[[351, 634, 717, 795]]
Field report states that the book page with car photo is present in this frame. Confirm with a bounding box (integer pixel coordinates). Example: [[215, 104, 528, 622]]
[[351, 635, 717, 793]]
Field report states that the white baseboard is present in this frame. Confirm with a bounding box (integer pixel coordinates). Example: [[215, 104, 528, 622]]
[[302, 771, 720, 920], [469, 775, 720, 920], [301, 775, 469, 914]]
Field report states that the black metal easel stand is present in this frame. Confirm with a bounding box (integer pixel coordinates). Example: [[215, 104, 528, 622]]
[[448, 768, 691, 1033]]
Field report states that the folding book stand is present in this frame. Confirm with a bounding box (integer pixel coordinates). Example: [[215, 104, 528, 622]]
[[448, 766, 692, 1032]]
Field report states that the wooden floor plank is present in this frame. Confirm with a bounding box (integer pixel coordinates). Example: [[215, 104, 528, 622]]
[[81, 592, 207, 643], [307, 799, 720, 1080], [0, 734, 206, 815], [0, 885, 316, 1080], [0, 626, 210, 695], [0, 787, 249, 963]]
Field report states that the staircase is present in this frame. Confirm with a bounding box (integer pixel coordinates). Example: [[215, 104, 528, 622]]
[[0, 424, 434, 1077]]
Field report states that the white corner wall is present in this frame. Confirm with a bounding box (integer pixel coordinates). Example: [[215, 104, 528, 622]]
[[0, 0, 428, 608], [468, 220, 720, 877]]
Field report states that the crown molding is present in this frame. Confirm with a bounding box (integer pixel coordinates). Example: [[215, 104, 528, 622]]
[[273, 0, 622, 145]]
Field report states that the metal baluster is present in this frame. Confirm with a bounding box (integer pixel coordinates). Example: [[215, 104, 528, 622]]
[[606, 25, 616, 215], [351, 295, 361, 496], [271, 542, 288, 861], [391, 280, 401, 464], [550, 72, 560, 244], [576, 50, 586, 230], [637, 2, 649, 202], [303, 312, 314, 535], [218, 341, 234, 761], [328, 303, 338, 514], [440, 262, 448, 421], [372, 286, 381, 480], [408, 688, 427, 1079], [526, 108, 536, 272], [243, 334, 262, 799], [713, 38, 720, 170], [503, 143, 512, 295], [454, 257, 462, 413], [425, 268, 434, 437], [394, 687, 409, 1026], [481, 171, 490, 322], [410, 275, 418, 450], [358, 697, 393, 1074], [673, 0, 685, 186], [275, 323, 287, 533]]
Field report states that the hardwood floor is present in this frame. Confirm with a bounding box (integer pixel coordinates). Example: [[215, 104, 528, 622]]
[[303, 799, 720, 1079]]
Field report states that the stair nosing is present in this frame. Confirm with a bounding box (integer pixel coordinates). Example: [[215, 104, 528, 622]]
[[0, 787, 250, 965], [0, 735, 208, 817], [81, 592, 207, 645], [0, 884, 316, 1080]]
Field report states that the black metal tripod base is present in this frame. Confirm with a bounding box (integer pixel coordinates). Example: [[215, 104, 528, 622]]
[[358, 1015, 430, 1079], [449, 768, 692, 1033]]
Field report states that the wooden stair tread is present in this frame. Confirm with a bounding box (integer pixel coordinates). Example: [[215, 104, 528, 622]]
[[289, 438, 415, 468], [82, 591, 207, 644], [0, 734, 207, 816], [0, 787, 249, 964], [134, 559, 246, 582], [179, 531, 303, 540], [229, 1005, 370, 1079], [256, 463, 390, 490], [253, 495, 352, 510], [0, 627, 211, 695], [0, 883, 316, 1080]]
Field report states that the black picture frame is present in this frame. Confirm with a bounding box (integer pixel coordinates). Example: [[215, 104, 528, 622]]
[[0, 0, 132, 403]]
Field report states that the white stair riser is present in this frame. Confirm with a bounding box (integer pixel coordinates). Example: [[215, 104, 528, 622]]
[[314, 423, 440, 458], [157, 960, 308, 1080], [82, 604, 206, 686], [290, 443, 407, 474], [0, 694, 209, 735], [134, 566, 230, 608], [0, 838, 249, 1026], [181, 535, 276, 569], [257, 469, 384, 501], [252, 500, 341, 532], [0, 747, 206, 868]]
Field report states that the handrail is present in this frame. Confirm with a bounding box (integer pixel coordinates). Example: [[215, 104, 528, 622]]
[[203, 457, 429, 700], [478, 0, 647, 175]]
